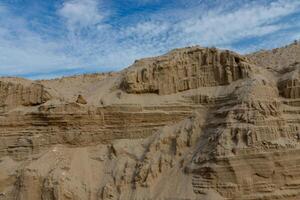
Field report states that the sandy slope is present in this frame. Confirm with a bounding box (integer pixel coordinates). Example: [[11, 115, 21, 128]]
[[0, 43, 299, 200]]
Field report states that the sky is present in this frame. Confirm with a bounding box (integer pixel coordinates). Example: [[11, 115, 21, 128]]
[[0, 0, 300, 79]]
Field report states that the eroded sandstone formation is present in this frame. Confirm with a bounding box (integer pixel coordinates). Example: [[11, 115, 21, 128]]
[[121, 47, 253, 95], [278, 68, 300, 99], [0, 44, 299, 200], [0, 80, 50, 111]]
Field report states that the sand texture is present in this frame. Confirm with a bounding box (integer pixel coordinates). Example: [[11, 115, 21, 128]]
[[0, 42, 300, 200]]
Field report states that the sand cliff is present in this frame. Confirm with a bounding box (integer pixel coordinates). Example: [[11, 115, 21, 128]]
[[0, 42, 300, 200]]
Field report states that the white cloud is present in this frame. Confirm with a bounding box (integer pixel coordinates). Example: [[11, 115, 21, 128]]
[[112, 0, 300, 58], [58, 0, 103, 30], [123, 21, 169, 36], [0, 4, 82, 76], [171, 0, 300, 46]]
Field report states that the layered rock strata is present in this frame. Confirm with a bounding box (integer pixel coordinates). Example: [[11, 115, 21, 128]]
[[0, 45, 299, 200]]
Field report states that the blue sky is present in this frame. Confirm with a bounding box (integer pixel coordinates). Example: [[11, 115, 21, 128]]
[[0, 0, 300, 79]]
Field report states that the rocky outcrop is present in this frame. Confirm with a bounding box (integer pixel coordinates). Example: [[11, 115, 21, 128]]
[[121, 47, 253, 95], [278, 68, 300, 99], [247, 41, 300, 72], [76, 94, 87, 104], [0, 80, 51, 110]]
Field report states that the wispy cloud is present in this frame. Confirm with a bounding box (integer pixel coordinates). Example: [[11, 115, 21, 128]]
[[172, 0, 300, 46], [58, 0, 104, 30], [0, 5, 70, 75], [0, 0, 299, 79]]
